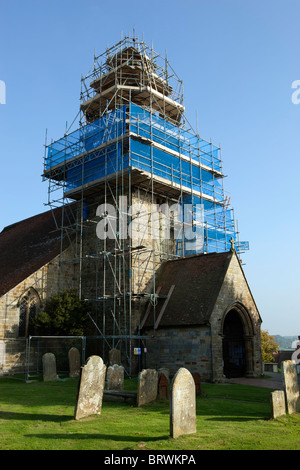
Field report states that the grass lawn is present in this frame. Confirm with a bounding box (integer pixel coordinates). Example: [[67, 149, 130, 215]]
[[0, 374, 299, 451]]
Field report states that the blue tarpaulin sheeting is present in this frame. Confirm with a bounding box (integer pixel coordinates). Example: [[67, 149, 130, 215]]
[[45, 103, 240, 254]]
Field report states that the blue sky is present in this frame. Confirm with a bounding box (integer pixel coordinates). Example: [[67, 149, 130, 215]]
[[0, 0, 299, 336]]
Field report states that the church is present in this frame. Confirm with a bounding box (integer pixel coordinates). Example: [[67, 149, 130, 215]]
[[0, 35, 263, 380], [141, 246, 262, 381]]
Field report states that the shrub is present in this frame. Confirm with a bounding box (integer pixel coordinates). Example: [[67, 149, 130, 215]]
[[33, 290, 91, 336]]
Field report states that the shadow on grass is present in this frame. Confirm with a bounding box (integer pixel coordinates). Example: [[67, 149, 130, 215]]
[[195, 412, 269, 422], [0, 403, 269, 424], [195, 399, 270, 422], [25, 433, 169, 442], [0, 411, 72, 423], [204, 416, 269, 422]]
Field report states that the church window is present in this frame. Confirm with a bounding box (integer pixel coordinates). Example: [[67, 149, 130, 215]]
[[18, 288, 40, 338]]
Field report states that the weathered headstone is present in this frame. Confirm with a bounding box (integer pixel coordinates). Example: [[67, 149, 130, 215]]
[[281, 360, 300, 414], [158, 372, 169, 399], [68, 347, 81, 378], [137, 369, 158, 407], [42, 352, 58, 382], [107, 364, 124, 391], [74, 355, 106, 420], [170, 367, 196, 438], [270, 390, 286, 419], [109, 348, 121, 366]]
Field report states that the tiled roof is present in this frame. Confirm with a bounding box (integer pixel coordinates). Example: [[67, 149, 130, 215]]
[[142, 251, 233, 328], [0, 208, 64, 296]]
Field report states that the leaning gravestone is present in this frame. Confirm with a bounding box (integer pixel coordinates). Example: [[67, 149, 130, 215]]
[[270, 390, 286, 419], [74, 355, 106, 420], [137, 369, 158, 407], [281, 360, 300, 414], [68, 347, 81, 378], [107, 364, 124, 391], [42, 352, 58, 381], [109, 348, 121, 366], [170, 367, 196, 438]]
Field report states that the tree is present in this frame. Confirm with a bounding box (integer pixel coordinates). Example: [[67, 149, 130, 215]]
[[261, 330, 279, 363], [33, 290, 91, 336]]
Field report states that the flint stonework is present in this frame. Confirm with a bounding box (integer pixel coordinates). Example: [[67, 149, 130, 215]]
[[74, 355, 106, 420], [42, 353, 58, 381], [170, 367, 196, 438], [68, 347, 81, 377], [282, 360, 300, 414], [270, 390, 286, 419], [137, 369, 158, 406]]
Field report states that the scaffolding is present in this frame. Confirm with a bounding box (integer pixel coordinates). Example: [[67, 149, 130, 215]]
[[42, 34, 248, 375]]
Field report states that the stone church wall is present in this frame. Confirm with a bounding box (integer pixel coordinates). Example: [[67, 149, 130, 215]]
[[210, 253, 263, 381], [80, 188, 177, 337], [144, 326, 212, 380], [77, 188, 178, 373], [143, 252, 263, 382], [0, 246, 77, 375]]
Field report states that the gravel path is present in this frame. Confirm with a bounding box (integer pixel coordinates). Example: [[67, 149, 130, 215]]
[[228, 372, 300, 389]]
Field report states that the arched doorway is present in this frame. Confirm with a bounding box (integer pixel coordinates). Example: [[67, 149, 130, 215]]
[[222, 309, 246, 378]]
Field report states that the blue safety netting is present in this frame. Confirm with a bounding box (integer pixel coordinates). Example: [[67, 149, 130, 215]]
[[45, 106, 127, 170], [44, 103, 242, 254], [129, 103, 221, 172], [130, 139, 223, 201], [65, 142, 129, 192], [175, 194, 236, 255]]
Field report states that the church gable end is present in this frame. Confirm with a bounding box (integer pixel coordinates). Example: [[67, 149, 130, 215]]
[[210, 251, 262, 380], [143, 250, 262, 382]]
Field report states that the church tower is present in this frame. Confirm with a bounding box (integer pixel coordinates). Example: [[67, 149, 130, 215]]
[[43, 35, 248, 375]]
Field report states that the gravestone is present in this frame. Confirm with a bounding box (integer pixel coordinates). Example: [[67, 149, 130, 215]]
[[158, 372, 169, 399], [74, 355, 106, 420], [107, 364, 124, 391], [137, 369, 158, 407], [192, 372, 207, 397], [281, 360, 300, 414], [170, 367, 196, 438], [270, 390, 286, 419], [42, 352, 58, 381], [68, 347, 81, 378], [158, 367, 170, 380], [109, 348, 121, 366]]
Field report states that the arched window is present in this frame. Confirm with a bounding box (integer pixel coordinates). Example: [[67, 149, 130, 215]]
[[18, 288, 41, 338]]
